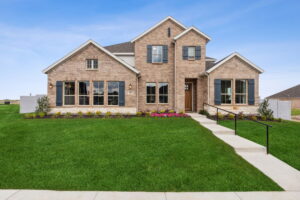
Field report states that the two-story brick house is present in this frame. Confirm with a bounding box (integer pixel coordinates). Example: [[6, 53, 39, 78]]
[[43, 16, 264, 114]]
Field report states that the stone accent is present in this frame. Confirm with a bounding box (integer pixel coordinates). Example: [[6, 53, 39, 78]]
[[47, 43, 137, 113]]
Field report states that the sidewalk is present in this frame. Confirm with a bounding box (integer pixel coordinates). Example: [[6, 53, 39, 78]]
[[1, 190, 300, 200], [189, 113, 300, 191]]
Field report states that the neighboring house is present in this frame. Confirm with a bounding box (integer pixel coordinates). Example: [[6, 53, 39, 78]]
[[267, 84, 300, 109], [43, 16, 264, 114]]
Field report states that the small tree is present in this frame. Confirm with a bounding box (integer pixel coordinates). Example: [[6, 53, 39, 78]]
[[258, 99, 273, 119], [35, 96, 50, 113]]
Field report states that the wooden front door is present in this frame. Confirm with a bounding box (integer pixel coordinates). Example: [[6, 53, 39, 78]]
[[185, 83, 193, 111]]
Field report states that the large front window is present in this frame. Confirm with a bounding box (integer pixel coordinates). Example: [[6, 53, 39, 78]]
[[221, 80, 232, 104], [93, 81, 104, 105], [236, 80, 247, 104], [64, 82, 75, 105], [108, 82, 119, 105], [159, 83, 168, 103], [152, 46, 163, 63], [79, 81, 90, 105], [146, 83, 156, 103]]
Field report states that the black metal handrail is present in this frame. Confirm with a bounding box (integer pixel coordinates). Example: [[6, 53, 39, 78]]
[[203, 103, 272, 154], [203, 103, 237, 135]]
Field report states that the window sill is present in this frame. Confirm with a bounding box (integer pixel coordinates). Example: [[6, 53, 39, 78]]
[[86, 69, 98, 71], [151, 62, 164, 65]]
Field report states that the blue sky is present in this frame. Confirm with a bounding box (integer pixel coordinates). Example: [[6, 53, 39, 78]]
[[0, 0, 299, 99]]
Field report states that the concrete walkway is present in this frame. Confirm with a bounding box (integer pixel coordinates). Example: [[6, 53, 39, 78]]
[[1, 190, 300, 200], [189, 113, 300, 191]]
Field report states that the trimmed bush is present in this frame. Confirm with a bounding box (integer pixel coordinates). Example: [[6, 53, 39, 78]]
[[105, 111, 112, 117], [159, 110, 166, 114], [169, 110, 175, 113], [86, 111, 93, 117], [250, 115, 257, 121], [145, 112, 151, 117], [228, 113, 235, 120], [261, 116, 267, 121], [179, 110, 185, 114], [95, 111, 102, 116], [65, 112, 72, 118], [32, 113, 37, 118], [77, 111, 83, 118], [136, 112, 142, 117], [238, 112, 245, 120], [24, 113, 33, 119], [217, 112, 224, 120], [38, 112, 45, 118], [54, 112, 61, 118]]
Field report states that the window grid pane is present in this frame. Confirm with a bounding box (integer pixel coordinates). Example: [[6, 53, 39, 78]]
[[188, 47, 195, 58], [235, 80, 247, 104], [146, 83, 156, 103], [64, 82, 75, 105], [152, 46, 163, 63], [221, 80, 232, 104], [108, 82, 119, 105], [79, 81, 90, 105], [86, 59, 98, 69], [159, 83, 168, 103], [93, 81, 104, 105]]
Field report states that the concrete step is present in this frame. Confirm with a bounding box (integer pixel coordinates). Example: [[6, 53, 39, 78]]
[[215, 134, 266, 153], [201, 123, 235, 135]]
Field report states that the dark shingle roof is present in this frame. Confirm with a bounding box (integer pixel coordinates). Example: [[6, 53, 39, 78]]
[[104, 42, 134, 53], [267, 84, 300, 98]]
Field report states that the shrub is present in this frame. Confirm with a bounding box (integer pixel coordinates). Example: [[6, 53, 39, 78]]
[[250, 115, 257, 121], [199, 109, 209, 116], [77, 111, 83, 118], [145, 112, 151, 117], [32, 113, 37, 118], [169, 110, 175, 113], [105, 111, 112, 117], [278, 118, 282, 122], [238, 112, 244, 120], [136, 112, 142, 117], [65, 112, 72, 118], [217, 112, 224, 120], [95, 111, 102, 116], [258, 99, 274, 119], [35, 96, 50, 113], [150, 110, 157, 114], [116, 112, 122, 118], [228, 113, 235, 120], [86, 111, 93, 117], [38, 112, 45, 118], [55, 112, 61, 118], [179, 110, 185, 114], [261, 116, 267, 121], [24, 113, 33, 119], [159, 109, 166, 113]]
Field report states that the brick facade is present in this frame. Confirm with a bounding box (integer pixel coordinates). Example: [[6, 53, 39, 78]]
[[47, 44, 137, 113], [45, 17, 262, 114]]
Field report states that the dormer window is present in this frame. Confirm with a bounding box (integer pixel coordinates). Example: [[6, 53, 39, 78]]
[[188, 47, 196, 60], [86, 59, 98, 70]]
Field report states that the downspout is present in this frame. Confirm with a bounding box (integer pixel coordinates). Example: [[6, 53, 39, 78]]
[[207, 72, 210, 105], [174, 41, 177, 111], [136, 74, 140, 112]]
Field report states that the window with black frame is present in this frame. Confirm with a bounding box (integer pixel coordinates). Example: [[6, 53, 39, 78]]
[[64, 82, 75, 105], [146, 83, 156, 103], [159, 83, 168, 103], [93, 81, 104, 105], [108, 82, 119, 105], [79, 81, 90, 105]]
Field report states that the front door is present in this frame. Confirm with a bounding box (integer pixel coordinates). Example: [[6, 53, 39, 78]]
[[185, 83, 193, 111]]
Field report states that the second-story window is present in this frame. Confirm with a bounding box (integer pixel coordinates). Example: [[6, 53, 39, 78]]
[[188, 47, 196, 60], [86, 59, 98, 70], [152, 46, 163, 63]]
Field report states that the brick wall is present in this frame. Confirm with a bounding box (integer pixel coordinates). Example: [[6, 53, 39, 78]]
[[47, 43, 137, 113]]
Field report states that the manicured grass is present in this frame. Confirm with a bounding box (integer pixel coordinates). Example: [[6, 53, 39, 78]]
[[0, 105, 281, 191], [220, 120, 300, 170], [292, 108, 300, 116]]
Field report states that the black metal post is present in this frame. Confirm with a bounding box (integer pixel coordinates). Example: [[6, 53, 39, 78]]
[[234, 115, 237, 135], [216, 108, 219, 124], [266, 126, 269, 154]]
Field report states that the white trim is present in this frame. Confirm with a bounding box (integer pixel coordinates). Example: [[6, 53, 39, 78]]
[[113, 52, 134, 56], [206, 52, 264, 74], [174, 26, 211, 41], [42, 40, 140, 74], [130, 16, 187, 43]]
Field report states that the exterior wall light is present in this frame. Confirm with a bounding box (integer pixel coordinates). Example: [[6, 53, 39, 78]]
[[49, 83, 54, 89], [129, 83, 132, 90]]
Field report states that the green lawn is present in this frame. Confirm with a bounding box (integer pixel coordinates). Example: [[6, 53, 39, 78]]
[[0, 105, 281, 191], [220, 120, 300, 170], [292, 108, 300, 116]]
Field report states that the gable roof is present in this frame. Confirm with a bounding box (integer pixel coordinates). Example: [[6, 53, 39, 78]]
[[104, 42, 134, 53], [206, 52, 264, 74], [267, 84, 300, 99], [174, 26, 211, 41], [130, 16, 187, 43], [42, 40, 139, 74]]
